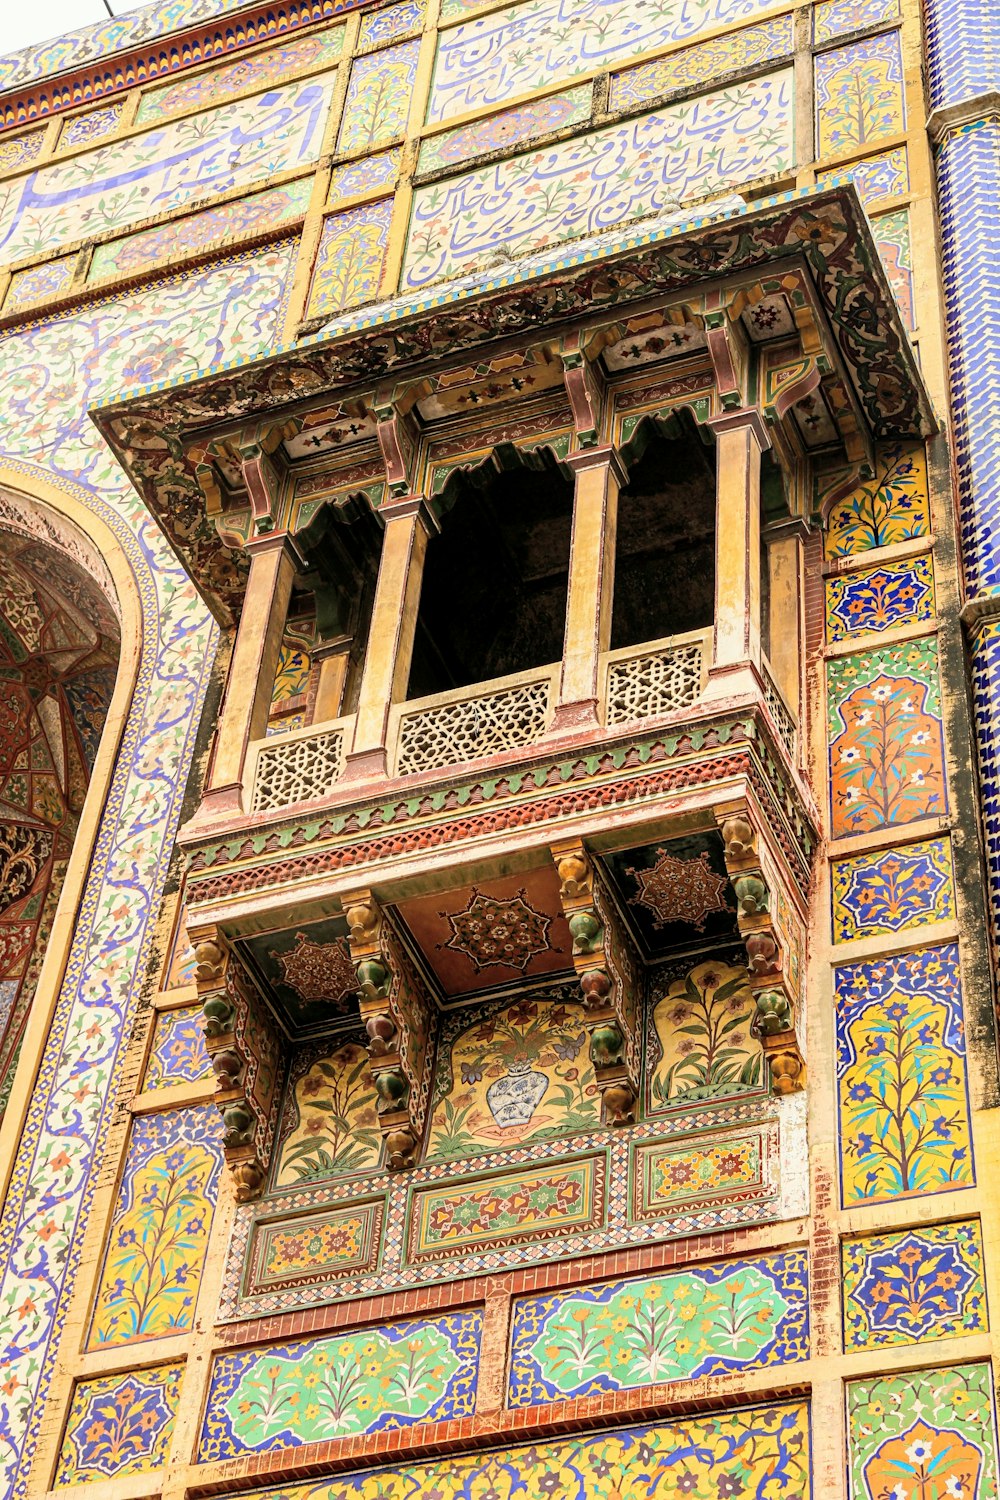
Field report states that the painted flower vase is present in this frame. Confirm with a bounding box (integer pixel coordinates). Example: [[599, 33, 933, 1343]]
[[486, 1060, 548, 1129]]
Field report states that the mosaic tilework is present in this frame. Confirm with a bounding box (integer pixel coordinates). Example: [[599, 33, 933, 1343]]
[[936, 123, 1000, 595], [55, 1362, 183, 1484], [58, 102, 124, 151], [873, 206, 915, 328], [198, 1309, 481, 1460], [0, 129, 45, 175], [307, 199, 392, 317], [409, 1156, 604, 1261], [87, 1102, 224, 1348], [406, 71, 794, 289], [825, 555, 934, 639], [971, 619, 1000, 952], [3, 258, 76, 313], [832, 837, 956, 942], [0, 71, 336, 265], [843, 1221, 987, 1350], [89, 181, 311, 281], [328, 151, 401, 205], [610, 14, 794, 110], [827, 636, 947, 836], [814, 32, 905, 157], [817, 145, 909, 206], [923, 0, 1000, 111], [813, 0, 900, 42], [0, 244, 293, 1497], [142, 1005, 211, 1091], [427, 0, 788, 122], [508, 1251, 808, 1404], [221, 1405, 812, 1497], [136, 27, 346, 123], [417, 87, 592, 173], [836, 944, 974, 1206], [823, 440, 930, 557], [359, 0, 424, 46], [337, 39, 420, 153], [634, 1128, 771, 1217], [245, 1201, 385, 1296], [848, 1365, 999, 1500]]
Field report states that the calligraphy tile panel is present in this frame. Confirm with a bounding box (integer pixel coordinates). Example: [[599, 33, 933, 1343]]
[[55, 1363, 184, 1484], [87, 1102, 225, 1349], [135, 28, 346, 123], [198, 1309, 481, 1461], [427, 0, 790, 122], [847, 1366, 999, 1500], [827, 636, 947, 837], [835, 944, 974, 1207], [405, 70, 794, 289], [508, 1251, 809, 1405], [843, 1221, 987, 1350], [217, 1405, 812, 1498], [0, 71, 337, 266]]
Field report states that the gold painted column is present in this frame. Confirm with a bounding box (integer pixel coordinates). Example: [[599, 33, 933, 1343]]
[[553, 447, 625, 730], [705, 408, 770, 696], [311, 635, 353, 723], [200, 533, 297, 817], [765, 519, 806, 723], [345, 495, 438, 779]]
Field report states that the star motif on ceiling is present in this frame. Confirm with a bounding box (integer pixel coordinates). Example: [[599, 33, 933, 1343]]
[[439, 887, 552, 972], [271, 932, 358, 1009], [626, 849, 730, 932]]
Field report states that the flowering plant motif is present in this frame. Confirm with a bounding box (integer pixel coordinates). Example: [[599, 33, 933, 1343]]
[[144, 1005, 211, 1090], [836, 946, 974, 1205], [199, 1312, 481, 1460], [849, 1367, 997, 1500], [844, 1223, 986, 1349], [828, 639, 946, 836], [56, 1364, 183, 1483], [650, 961, 762, 1107], [814, 32, 905, 156], [824, 440, 930, 557], [832, 838, 955, 942], [510, 1253, 807, 1404], [826, 558, 933, 640], [428, 996, 598, 1158], [275, 1043, 382, 1185]]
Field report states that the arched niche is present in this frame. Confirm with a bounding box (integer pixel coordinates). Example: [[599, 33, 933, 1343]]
[[407, 442, 575, 700], [0, 481, 127, 1117]]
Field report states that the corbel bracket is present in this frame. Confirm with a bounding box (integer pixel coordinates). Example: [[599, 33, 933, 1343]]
[[193, 926, 285, 1200], [373, 381, 424, 497], [343, 889, 436, 1169], [551, 838, 642, 1125], [559, 331, 608, 448]]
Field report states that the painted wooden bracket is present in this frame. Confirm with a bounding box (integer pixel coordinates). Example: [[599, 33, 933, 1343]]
[[559, 330, 608, 447], [192, 926, 285, 1201], [550, 837, 642, 1125], [342, 888, 437, 1169]]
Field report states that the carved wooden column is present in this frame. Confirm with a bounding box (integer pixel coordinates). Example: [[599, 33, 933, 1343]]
[[192, 926, 285, 1200], [717, 808, 805, 1094], [553, 448, 625, 730], [345, 497, 438, 779], [551, 837, 641, 1124], [342, 889, 437, 1168], [201, 533, 298, 817], [705, 408, 771, 690]]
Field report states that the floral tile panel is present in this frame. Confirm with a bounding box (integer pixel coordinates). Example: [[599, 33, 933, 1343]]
[[56, 1362, 184, 1484], [418, 86, 592, 174], [359, 0, 424, 47], [217, 1404, 812, 1497], [822, 440, 930, 558], [873, 205, 915, 329], [306, 198, 393, 317], [817, 144, 909, 206], [58, 101, 125, 151], [508, 1250, 808, 1404], [328, 150, 401, 206], [827, 636, 947, 837], [337, 39, 420, 153], [406, 70, 794, 289], [135, 28, 346, 123], [0, 128, 45, 174], [610, 14, 794, 111], [142, 1004, 212, 1091], [843, 1221, 987, 1350], [428, 0, 790, 122], [3, 257, 75, 312], [813, 0, 900, 42], [815, 32, 906, 158], [836, 944, 974, 1206], [847, 1365, 998, 1500], [198, 1309, 481, 1461], [831, 836, 956, 942], [825, 554, 934, 640]]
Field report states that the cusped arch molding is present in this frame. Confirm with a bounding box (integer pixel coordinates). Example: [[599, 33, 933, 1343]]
[[0, 478, 131, 1114]]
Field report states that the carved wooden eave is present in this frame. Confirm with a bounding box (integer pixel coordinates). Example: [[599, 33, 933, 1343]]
[[92, 183, 936, 628]]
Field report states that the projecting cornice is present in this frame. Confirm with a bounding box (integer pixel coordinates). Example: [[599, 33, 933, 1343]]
[[93, 183, 936, 625]]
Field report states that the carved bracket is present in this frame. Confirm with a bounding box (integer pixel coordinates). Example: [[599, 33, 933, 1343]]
[[559, 331, 608, 448], [193, 927, 285, 1201], [717, 808, 806, 1095], [373, 381, 423, 497], [551, 839, 642, 1125], [343, 889, 436, 1169]]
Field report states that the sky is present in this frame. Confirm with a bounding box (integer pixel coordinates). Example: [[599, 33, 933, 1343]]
[[0, 1, 146, 55]]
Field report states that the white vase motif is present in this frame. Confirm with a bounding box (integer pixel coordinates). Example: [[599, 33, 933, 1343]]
[[486, 1059, 548, 1129]]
